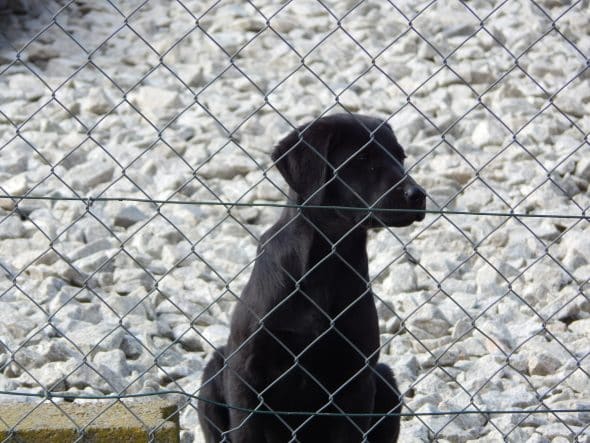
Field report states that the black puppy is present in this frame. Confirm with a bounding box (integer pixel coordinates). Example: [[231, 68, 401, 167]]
[[198, 113, 426, 442]]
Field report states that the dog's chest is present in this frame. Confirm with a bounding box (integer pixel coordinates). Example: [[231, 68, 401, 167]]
[[262, 285, 380, 368]]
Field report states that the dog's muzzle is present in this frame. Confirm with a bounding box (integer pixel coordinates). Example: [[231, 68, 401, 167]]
[[403, 182, 426, 221]]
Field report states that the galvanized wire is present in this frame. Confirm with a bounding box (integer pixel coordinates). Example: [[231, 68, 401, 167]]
[[1, 0, 589, 442]]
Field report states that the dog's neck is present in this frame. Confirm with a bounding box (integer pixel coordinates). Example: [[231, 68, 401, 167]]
[[282, 205, 370, 279], [260, 206, 372, 316], [296, 210, 371, 314]]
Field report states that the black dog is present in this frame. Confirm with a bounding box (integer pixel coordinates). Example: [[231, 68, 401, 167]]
[[198, 113, 426, 442]]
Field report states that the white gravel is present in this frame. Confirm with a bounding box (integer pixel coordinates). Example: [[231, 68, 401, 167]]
[[1, 1, 589, 442]]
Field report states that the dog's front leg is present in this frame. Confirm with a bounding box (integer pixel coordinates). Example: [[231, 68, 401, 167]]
[[225, 374, 270, 443], [368, 363, 402, 443], [326, 372, 377, 442], [226, 406, 269, 443]]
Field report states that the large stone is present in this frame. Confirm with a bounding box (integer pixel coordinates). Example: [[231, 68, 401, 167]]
[[172, 324, 203, 352], [59, 321, 127, 354], [0, 216, 25, 239], [471, 119, 509, 147], [113, 206, 148, 228], [0, 174, 29, 210], [198, 149, 257, 180], [81, 87, 114, 115], [129, 86, 181, 123], [381, 262, 418, 294], [528, 352, 563, 376], [198, 324, 229, 353], [93, 349, 130, 377], [68, 238, 115, 262], [64, 161, 114, 192], [568, 318, 590, 336]]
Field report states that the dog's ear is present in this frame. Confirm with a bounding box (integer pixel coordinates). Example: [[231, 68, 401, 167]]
[[271, 121, 332, 199]]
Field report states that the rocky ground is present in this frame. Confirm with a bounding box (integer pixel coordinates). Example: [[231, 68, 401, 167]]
[[0, 0, 589, 442]]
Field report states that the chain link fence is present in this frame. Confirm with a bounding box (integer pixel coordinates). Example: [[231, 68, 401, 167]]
[[0, 0, 589, 441]]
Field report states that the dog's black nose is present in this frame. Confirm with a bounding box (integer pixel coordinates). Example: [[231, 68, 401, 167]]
[[404, 184, 426, 206]]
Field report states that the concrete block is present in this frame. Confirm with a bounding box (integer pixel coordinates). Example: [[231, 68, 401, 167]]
[[0, 399, 179, 442]]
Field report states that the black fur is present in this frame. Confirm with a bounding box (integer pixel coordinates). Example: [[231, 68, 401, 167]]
[[198, 113, 425, 442]]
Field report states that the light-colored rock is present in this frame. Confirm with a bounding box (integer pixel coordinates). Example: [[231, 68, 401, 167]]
[[67, 361, 128, 392], [81, 87, 114, 115], [199, 324, 229, 353], [198, 148, 257, 180], [93, 349, 130, 377], [73, 248, 118, 274], [129, 86, 181, 123], [0, 174, 29, 210], [565, 366, 590, 395], [568, 318, 590, 336], [528, 352, 563, 376], [526, 433, 551, 443], [64, 161, 114, 192], [534, 423, 576, 440], [27, 361, 72, 391], [0, 215, 25, 239], [41, 339, 80, 362], [59, 321, 127, 353], [382, 262, 418, 293], [407, 305, 452, 339], [113, 205, 148, 228], [471, 119, 509, 147], [172, 324, 203, 352], [68, 238, 115, 261], [475, 264, 504, 297]]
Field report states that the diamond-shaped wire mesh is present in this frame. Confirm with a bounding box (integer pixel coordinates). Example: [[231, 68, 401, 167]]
[[0, 0, 589, 442]]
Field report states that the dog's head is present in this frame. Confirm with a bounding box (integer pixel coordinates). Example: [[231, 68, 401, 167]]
[[271, 113, 426, 228]]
